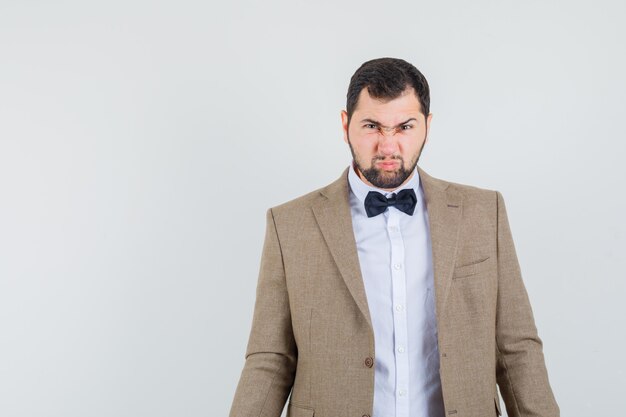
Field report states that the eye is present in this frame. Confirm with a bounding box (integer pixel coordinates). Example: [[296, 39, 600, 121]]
[[401, 124, 413, 130], [364, 124, 378, 129]]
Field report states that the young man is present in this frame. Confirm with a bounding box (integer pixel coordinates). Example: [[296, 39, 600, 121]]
[[229, 57, 559, 417]]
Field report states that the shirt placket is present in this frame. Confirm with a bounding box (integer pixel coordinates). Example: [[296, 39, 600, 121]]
[[385, 207, 409, 417]]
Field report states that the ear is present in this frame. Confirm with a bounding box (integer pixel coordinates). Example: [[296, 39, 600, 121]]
[[424, 112, 433, 144], [341, 110, 349, 144]]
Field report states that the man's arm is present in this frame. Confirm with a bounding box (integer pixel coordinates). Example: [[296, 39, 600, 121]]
[[229, 208, 297, 417], [494, 191, 559, 417]]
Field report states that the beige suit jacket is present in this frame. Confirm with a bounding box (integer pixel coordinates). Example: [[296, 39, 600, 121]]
[[229, 165, 559, 417]]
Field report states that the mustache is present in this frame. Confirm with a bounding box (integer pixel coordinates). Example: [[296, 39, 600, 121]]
[[372, 156, 403, 163]]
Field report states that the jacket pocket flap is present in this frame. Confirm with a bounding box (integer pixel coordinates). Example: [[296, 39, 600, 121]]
[[287, 403, 315, 417], [452, 256, 490, 279]]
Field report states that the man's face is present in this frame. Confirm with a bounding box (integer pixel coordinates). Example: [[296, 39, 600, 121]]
[[341, 87, 432, 191]]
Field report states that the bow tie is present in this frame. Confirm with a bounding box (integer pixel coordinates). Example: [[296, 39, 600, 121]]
[[364, 188, 417, 218]]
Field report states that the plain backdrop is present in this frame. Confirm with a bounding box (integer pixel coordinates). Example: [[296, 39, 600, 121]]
[[1, 1, 624, 416]]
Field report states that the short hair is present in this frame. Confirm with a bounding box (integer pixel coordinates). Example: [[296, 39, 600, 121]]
[[346, 57, 430, 124]]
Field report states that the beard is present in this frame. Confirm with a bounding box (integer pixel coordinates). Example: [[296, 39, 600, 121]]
[[347, 134, 426, 189]]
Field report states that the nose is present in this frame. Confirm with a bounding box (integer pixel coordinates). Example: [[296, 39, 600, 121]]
[[378, 129, 399, 156]]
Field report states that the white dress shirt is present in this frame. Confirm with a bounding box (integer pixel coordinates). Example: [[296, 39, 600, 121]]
[[347, 161, 445, 417]]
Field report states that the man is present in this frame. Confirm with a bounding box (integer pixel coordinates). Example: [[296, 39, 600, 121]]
[[229, 58, 559, 417]]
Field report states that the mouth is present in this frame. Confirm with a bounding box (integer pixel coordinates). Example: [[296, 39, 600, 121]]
[[377, 160, 399, 170]]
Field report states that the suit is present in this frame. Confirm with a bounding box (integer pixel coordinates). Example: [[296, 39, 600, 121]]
[[229, 165, 559, 417]]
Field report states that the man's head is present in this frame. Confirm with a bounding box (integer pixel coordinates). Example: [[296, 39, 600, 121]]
[[341, 57, 432, 191]]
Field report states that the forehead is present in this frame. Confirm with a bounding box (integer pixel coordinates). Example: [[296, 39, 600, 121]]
[[353, 87, 424, 123]]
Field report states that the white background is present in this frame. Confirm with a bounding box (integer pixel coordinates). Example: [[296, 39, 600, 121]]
[[1, 1, 624, 416]]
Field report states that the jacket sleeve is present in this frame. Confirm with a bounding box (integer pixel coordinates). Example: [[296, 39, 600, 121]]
[[229, 208, 297, 417], [494, 191, 560, 417]]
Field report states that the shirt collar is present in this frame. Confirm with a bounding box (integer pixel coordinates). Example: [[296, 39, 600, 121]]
[[347, 160, 421, 204]]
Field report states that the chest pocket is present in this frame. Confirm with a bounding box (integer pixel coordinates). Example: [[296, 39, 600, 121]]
[[452, 256, 490, 279], [287, 403, 315, 417]]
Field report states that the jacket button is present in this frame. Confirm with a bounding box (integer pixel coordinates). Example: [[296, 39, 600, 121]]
[[362, 414, 371, 417], [364, 357, 374, 368]]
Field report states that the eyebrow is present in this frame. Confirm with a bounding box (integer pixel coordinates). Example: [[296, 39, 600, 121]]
[[359, 117, 418, 128]]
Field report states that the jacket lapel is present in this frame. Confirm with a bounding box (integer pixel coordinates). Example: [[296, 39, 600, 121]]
[[417, 165, 464, 321], [311, 167, 373, 331], [311, 165, 464, 332]]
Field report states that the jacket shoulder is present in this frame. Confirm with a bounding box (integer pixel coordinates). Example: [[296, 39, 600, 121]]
[[270, 187, 325, 215], [427, 171, 498, 206], [449, 179, 496, 199], [418, 165, 496, 199]]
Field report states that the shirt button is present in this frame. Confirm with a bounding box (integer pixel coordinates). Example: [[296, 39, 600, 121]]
[[394, 263, 402, 270], [364, 357, 374, 368], [398, 346, 405, 353], [395, 304, 404, 312], [389, 225, 398, 232], [399, 389, 406, 396]]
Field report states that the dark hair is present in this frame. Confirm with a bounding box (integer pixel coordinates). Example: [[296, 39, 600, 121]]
[[346, 57, 430, 124]]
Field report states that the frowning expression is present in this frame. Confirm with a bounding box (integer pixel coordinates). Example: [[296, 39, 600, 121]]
[[341, 86, 432, 191]]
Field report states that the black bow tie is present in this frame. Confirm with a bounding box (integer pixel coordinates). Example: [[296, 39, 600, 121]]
[[364, 189, 417, 218]]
